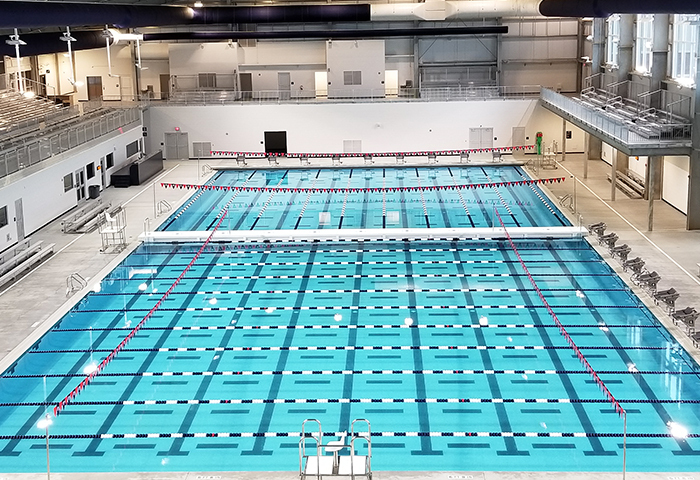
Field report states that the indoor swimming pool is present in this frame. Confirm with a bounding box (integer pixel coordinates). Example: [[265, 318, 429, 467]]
[[0, 166, 698, 473]]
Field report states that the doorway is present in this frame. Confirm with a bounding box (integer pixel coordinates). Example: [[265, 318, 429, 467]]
[[159, 74, 170, 100], [14, 198, 25, 241], [164, 132, 189, 159], [264, 131, 287, 154], [278, 72, 291, 101], [86, 76, 102, 101], [385, 70, 399, 97], [314, 71, 328, 98], [74, 168, 86, 201], [240, 73, 253, 100]]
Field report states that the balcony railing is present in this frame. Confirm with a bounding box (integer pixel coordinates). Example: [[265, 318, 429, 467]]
[[540, 87, 692, 147], [0, 107, 141, 180]]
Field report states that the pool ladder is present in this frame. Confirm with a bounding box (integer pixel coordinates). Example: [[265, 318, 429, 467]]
[[299, 419, 372, 480]]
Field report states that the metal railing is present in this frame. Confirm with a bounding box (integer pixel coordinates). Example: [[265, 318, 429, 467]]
[[540, 87, 692, 146], [0, 107, 141, 180], [159, 84, 541, 106]]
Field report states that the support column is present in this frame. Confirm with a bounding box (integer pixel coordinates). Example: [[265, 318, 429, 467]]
[[585, 133, 601, 179], [413, 25, 420, 94], [650, 14, 669, 109], [617, 14, 635, 96], [687, 25, 700, 229], [611, 153, 618, 201], [590, 18, 606, 88], [647, 156, 662, 231], [561, 118, 567, 163]]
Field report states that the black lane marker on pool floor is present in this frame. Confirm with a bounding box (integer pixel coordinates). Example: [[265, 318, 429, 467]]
[[161, 171, 224, 231], [456, 245, 528, 457], [447, 167, 475, 228], [480, 167, 521, 228], [249, 170, 291, 231], [242, 243, 319, 456], [73, 249, 219, 458], [546, 245, 700, 456], [503, 245, 615, 457], [339, 247, 363, 431], [158, 248, 237, 457], [404, 241, 442, 456]]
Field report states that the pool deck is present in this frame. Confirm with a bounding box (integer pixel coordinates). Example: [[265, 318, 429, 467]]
[[1, 152, 699, 478]]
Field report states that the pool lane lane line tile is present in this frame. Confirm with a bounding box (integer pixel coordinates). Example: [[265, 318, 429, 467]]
[[402, 240, 441, 456], [515, 166, 567, 226], [162, 171, 224, 231], [242, 243, 320, 456], [452, 243, 528, 456], [337, 171, 354, 229], [128, 259, 604, 268], [447, 167, 474, 227], [480, 167, 519, 228], [294, 172, 321, 229]]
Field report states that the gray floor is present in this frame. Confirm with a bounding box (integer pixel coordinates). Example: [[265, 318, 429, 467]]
[[0, 152, 698, 479]]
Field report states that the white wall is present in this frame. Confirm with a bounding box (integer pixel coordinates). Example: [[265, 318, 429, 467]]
[[628, 155, 647, 180], [601, 142, 616, 165], [326, 40, 385, 98], [146, 99, 539, 155], [662, 155, 690, 214], [525, 105, 586, 153], [74, 45, 134, 101], [169, 42, 238, 77], [0, 126, 142, 252]]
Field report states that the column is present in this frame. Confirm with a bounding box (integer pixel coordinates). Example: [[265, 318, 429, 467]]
[[647, 156, 662, 231], [590, 17, 606, 88], [686, 21, 700, 229], [650, 14, 669, 109], [617, 14, 635, 96]]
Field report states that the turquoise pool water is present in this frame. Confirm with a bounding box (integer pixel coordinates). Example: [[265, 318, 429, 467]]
[[0, 167, 699, 473]]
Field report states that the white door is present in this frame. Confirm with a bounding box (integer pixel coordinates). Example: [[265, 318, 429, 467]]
[[385, 70, 399, 96], [278, 72, 291, 100], [165, 132, 189, 160], [314, 72, 328, 98]]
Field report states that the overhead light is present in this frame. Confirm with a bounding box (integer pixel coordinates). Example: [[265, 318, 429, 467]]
[[194, 1, 203, 7], [23, 91, 35, 98]]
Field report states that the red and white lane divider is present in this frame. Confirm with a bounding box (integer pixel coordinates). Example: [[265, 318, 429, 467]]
[[494, 208, 625, 417], [53, 211, 229, 417], [210, 146, 535, 158], [161, 177, 565, 194]]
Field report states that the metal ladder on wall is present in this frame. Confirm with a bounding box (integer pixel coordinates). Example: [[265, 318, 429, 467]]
[[299, 419, 372, 480]]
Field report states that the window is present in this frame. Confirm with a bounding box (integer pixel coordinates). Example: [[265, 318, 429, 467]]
[[106, 153, 114, 169], [0, 206, 7, 229], [198, 73, 216, 89], [126, 140, 139, 158], [635, 14, 654, 74], [672, 14, 699, 85], [63, 173, 73, 192], [606, 14, 621, 66], [86, 162, 95, 179], [343, 71, 362, 86]]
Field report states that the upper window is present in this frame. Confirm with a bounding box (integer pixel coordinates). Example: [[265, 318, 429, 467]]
[[635, 14, 654, 74], [343, 71, 362, 86], [606, 14, 621, 67], [0, 205, 7, 229], [672, 14, 699, 86]]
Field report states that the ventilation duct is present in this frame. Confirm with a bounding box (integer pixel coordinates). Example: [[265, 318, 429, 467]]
[[0, 2, 370, 29], [142, 26, 508, 42], [0, 30, 108, 57], [538, 0, 700, 17]]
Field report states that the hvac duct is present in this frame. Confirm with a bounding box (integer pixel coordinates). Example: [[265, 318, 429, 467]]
[[538, 0, 700, 17], [142, 26, 508, 42], [0, 2, 370, 28], [371, 0, 541, 22]]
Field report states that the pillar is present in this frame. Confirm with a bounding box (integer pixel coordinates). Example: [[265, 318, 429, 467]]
[[617, 14, 635, 96], [647, 156, 662, 231], [686, 21, 700, 229], [561, 118, 567, 162], [590, 18, 606, 89], [585, 133, 602, 179], [650, 14, 669, 109]]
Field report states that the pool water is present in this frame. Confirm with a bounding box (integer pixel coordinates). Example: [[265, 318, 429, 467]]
[[0, 166, 699, 473]]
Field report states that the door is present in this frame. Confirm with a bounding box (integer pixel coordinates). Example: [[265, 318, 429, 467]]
[[278, 72, 291, 101], [469, 127, 494, 149], [164, 132, 189, 160], [512, 127, 526, 147], [86, 76, 103, 101], [120, 75, 133, 101], [385, 70, 399, 97], [100, 156, 106, 188], [75, 168, 85, 201], [314, 71, 327, 98], [264, 131, 287, 154], [240, 73, 253, 100], [159, 74, 170, 100], [14, 198, 25, 241]]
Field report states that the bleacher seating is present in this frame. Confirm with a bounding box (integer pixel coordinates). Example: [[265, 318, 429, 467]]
[[0, 91, 69, 139], [0, 238, 55, 289]]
